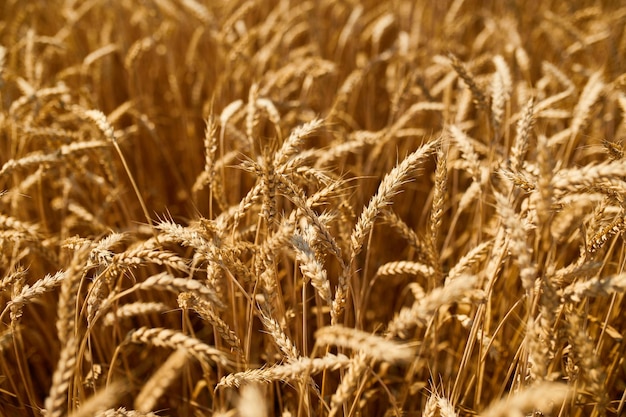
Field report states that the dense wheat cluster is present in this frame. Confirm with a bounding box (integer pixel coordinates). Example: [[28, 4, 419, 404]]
[[1, 0, 626, 416]]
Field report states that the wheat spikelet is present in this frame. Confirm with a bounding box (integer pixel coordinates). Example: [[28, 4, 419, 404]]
[[586, 213, 625, 253], [0, 152, 59, 178], [277, 176, 345, 268], [563, 309, 607, 411], [192, 115, 218, 196], [67, 382, 125, 417], [447, 53, 489, 109], [127, 327, 234, 368], [428, 145, 447, 279], [449, 125, 481, 182], [134, 349, 189, 413], [291, 228, 332, 305], [238, 384, 267, 417], [494, 192, 536, 290], [94, 408, 160, 417], [5, 271, 65, 321], [112, 246, 190, 273], [350, 139, 439, 258], [551, 160, 626, 191], [259, 312, 299, 361], [490, 56, 511, 135], [446, 240, 493, 281], [480, 382, 569, 417], [561, 273, 626, 302], [328, 351, 368, 417], [423, 392, 438, 417], [381, 209, 431, 265], [56, 245, 91, 345], [178, 292, 243, 356], [437, 396, 458, 417], [9, 82, 70, 116], [375, 261, 434, 278], [602, 137, 624, 160], [102, 302, 170, 326], [316, 325, 414, 363], [387, 277, 480, 338], [274, 118, 323, 168], [131, 272, 224, 309], [44, 335, 79, 417], [571, 70, 605, 140], [510, 97, 535, 172], [179, 0, 212, 24], [217, 353, 352, 388]]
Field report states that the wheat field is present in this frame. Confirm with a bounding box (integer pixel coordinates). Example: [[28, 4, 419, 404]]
[[1, 0, 626, 416]]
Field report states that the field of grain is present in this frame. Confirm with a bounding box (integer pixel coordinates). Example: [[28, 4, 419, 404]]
[[1, 0, 626, 416]]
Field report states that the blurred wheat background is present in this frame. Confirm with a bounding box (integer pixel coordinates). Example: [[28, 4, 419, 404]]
[[1, 0, 626, 416]]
